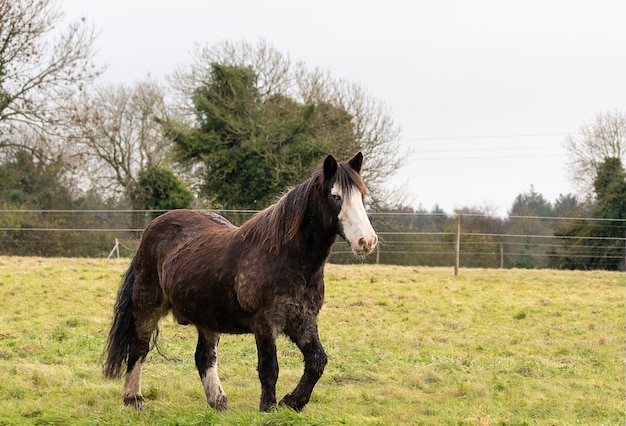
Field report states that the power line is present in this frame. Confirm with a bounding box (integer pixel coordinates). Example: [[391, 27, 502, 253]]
[[406, 153, 565, 161], [401, 132, 576, 142], [400, 133, 571, 161], [407, 145, 563, 154]]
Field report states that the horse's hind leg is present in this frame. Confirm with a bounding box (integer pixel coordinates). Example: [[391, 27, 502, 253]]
[[122, 314, 161, 409], [123, 265, 168, 409], [195, 329, 230, 410]]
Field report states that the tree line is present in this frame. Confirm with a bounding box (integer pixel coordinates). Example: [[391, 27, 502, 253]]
[[1, 0, 624, 269], [360, 172, 624, 271]]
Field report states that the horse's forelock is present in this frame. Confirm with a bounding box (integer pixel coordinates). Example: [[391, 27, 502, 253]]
[[335, 161, 368, 199]]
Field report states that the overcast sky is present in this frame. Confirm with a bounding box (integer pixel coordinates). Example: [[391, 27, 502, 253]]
[[62, 0, 626, 215]]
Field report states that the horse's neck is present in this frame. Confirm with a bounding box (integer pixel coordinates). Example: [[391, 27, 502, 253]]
[[292, 207, 337, 267]]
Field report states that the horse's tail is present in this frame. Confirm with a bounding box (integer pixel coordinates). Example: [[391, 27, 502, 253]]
[[103, 257, 136, 379]]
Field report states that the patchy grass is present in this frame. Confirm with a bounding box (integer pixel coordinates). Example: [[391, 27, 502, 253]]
[[0, 257, 623, 425]]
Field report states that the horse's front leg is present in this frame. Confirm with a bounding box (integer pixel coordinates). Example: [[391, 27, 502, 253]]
[[195, 329, 229, 410], [280, 323, 327, 412], [253, 319, 279, 412]]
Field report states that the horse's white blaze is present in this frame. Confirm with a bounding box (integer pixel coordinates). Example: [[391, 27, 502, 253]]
[[333, 183, 378, 256]]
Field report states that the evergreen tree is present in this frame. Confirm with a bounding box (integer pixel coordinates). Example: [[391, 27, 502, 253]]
[[506, 186, 555, 268], [555, 158, 626, 270], [137, 165, 194, 219], [0, 150, 72, 209], [170, 64, 344, 209], [553, 193, 587, 218], [0, 149, 111, 256]]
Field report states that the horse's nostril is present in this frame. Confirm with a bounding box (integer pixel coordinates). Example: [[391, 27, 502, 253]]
[[358, 237, 367, 249]]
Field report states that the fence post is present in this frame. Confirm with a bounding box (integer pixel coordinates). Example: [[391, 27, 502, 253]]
[[500, 242, 504, 269], [454, 214, 461, 275], [107, 238, 120, 259]]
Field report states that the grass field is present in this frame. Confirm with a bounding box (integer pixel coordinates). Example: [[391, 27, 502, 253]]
[[0, 256, 623, 425]]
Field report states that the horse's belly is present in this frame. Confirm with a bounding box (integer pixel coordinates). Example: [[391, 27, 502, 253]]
[[191, 315, 250, 334], [170, 300, 251, 333], [165, 277, 251, 334]]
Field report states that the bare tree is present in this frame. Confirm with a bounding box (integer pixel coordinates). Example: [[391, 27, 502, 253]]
[[172, 39, 295, 106], [170, 39, 405, 207], [70, 80, 173, 207], [0, 0, 101, 145], [320, 78, 403, 205], [565, 111, 626, 199]]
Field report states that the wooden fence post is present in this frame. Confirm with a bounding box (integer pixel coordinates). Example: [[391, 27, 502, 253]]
[[454, 214, 461, 275]]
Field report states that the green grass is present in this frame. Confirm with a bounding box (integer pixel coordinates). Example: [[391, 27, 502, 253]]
[[0, 257, 623, 425]]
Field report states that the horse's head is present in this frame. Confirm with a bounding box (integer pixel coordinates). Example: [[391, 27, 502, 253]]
[[323, 152, 378, 256]]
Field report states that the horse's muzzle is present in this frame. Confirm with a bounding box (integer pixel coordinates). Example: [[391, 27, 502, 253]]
[[353, 235, 378, 256]]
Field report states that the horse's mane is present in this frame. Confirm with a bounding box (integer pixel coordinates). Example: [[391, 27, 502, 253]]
[[238, 160, 367, 254], [238, 174, 317, 254]]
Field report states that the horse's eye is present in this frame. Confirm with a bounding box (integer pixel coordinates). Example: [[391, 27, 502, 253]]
[[332, 194, 342, 202]]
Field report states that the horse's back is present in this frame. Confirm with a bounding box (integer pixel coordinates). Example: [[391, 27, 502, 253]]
[[138, 209, 239, 279], [147, 209, 234, 234]]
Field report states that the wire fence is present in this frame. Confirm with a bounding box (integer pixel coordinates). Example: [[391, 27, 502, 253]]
[[0, 209, 625, 271]]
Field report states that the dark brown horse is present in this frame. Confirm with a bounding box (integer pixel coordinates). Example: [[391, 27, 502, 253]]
[[103, 153, 377, 412]]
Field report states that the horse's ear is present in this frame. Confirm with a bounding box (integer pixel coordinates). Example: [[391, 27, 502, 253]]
[[323, 155, 337, 180], [348, 152, 363, 173]]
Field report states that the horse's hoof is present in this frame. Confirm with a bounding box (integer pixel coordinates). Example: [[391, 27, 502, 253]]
[[259, 399, 277, 412], [279, 393, 307, 412], [124, 395, 144, 410], [209, 395, 230, 411]]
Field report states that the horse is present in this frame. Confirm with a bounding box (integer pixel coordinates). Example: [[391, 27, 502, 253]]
[[103, 152, 378, 412]]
